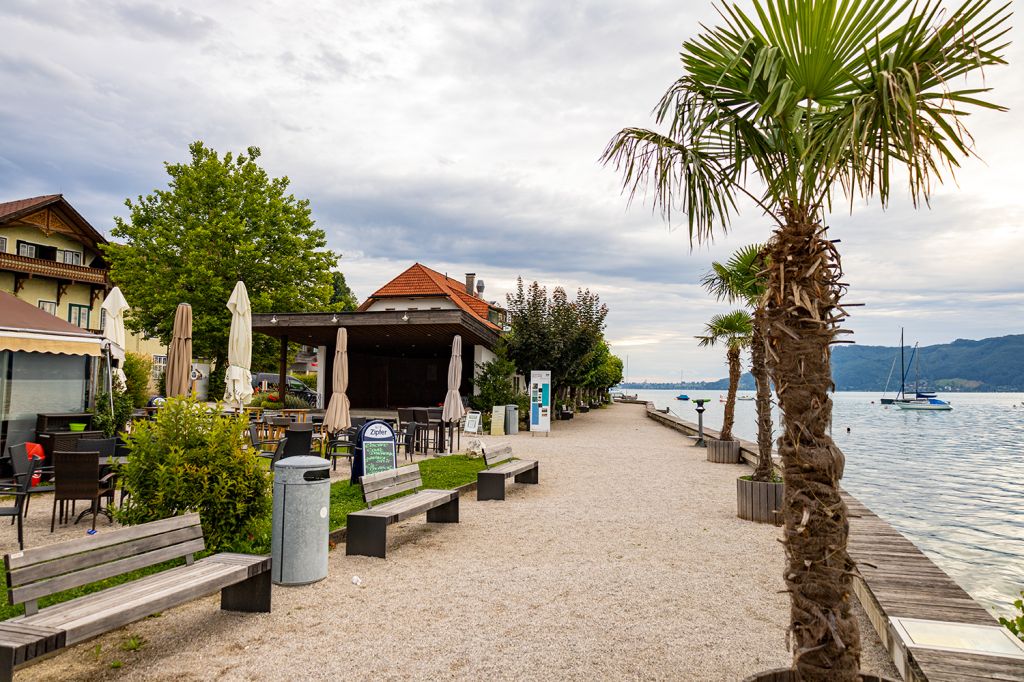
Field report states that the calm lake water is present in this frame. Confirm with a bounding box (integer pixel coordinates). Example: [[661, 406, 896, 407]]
[[633, 389, 1024, 618]]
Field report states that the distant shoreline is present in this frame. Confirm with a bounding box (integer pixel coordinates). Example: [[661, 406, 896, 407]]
[[617, 384, 1024, 393]]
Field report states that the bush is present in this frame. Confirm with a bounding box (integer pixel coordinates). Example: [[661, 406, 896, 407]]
[[117, 397, 271, 552], [1001, 591, 1024, 642], [293, 372, 317, 388], [249, 393, 310, 409], [92, 389, 134, 437], [123, 353, 152, 408], [469, 356, 518, 412]]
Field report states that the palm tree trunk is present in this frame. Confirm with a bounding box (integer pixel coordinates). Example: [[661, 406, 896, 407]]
[[720, 346, 740, 441], [764, 210, 860, 680], [751, 307, 773, 482]]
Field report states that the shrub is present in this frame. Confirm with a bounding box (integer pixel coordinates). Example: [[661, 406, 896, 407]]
[[92, 389, 134, 437], [469, 356, 518, 412], [249, 393, 310, 409], [123, 353, 152, 408], [293, 372, 317, 388], [1001, 591, 1024, 642], [117, 397, 271, 552]]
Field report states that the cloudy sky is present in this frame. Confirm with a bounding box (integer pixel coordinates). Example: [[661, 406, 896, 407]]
[[3, 0, 1021, 381]]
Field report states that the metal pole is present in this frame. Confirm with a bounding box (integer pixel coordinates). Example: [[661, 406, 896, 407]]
[[694, 400, 707, 447]]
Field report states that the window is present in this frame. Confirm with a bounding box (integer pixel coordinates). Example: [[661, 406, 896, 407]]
[[152, 355, 167, 384], [18, 242, 36, 258], [68, 304, 90, 329], [38, 300, 57, 315], [59, 250, 82, 266], [0, 236, 6, 252]]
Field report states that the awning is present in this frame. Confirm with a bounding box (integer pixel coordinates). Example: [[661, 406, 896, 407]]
[[0, 329, 102, 356]]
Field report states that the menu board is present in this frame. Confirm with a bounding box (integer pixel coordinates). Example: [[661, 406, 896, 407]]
[[357, 420, 397, 478], [464, 411, 482, 434], [490, 405, 506, 436], [530, 370, 551, 433]]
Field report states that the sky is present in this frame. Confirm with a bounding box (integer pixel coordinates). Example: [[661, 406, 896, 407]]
[[2, 0, 1022, 381]]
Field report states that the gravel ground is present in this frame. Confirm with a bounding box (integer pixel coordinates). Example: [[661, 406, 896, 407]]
[[7, 403, 898, 680]]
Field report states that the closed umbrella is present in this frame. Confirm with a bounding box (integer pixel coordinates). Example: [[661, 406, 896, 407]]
[[441, 335, 465, 452], [100, 286, 130, 389], [322, 328, 350, 434], [165, 303, 192, 398], [224, 282, 253, 409]]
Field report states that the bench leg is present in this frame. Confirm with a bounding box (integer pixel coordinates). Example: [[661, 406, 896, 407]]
[[514, 464, 539, 485], [477, 472, 506, 501], [221, 569, 272, 613], [0, 646, 12, 682], [426, 496, 459, 523], [346, 515, 388, 558]]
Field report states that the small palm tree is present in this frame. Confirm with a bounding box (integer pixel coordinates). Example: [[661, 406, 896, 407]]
[[696, 310, 752, 441], [701, 244, 773, 481], [602, 1, 1008, 677]]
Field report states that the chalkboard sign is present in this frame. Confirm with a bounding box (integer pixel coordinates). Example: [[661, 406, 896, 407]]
[[464, 410, 482, 434], [353, 420, 397, 480]]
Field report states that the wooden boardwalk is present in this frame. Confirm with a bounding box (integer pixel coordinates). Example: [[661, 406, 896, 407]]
[[846, 493, 1024, 681]]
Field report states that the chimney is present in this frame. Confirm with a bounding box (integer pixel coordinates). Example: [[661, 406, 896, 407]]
[[465, 273, 476, 296]]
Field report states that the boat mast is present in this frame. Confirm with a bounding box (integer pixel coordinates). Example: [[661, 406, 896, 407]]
[[900, 328, 905, 400]]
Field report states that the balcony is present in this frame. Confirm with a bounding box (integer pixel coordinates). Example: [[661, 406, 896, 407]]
[[0, 251, 109, 287]]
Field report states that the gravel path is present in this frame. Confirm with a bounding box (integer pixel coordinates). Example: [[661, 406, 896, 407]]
[[10, 403, 897, 680]]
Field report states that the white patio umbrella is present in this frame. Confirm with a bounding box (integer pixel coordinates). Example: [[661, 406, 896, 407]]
[[323, 328, 351, 434], [100, 286, 130, 389], [441, 335, 465, 451], [223, 281, 254, 409]]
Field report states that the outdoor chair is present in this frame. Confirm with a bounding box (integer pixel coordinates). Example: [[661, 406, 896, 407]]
[[281, 423, 316, 458], [412, 408, 434, 452], [7, 443, 54, 519], [351, 416, 367, 430], [325, 431, 354, 471], [427, 407, 445, 452], [50, 450, 115, 532], [248, 424, 277, 453], [0, 456, 38, 550], [77, 437, 117, 458], [396, 408, 415, 432], [269, 438, 289, 468], [399, 421, 418, 462]]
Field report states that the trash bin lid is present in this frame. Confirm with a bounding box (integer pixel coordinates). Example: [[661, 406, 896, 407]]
[[273, 456, 331, 484]]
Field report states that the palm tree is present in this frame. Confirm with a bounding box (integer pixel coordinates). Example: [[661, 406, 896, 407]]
[[601, 1, 1008, 677], [696, 310, 752, 442], [701, 244, 773, 481]]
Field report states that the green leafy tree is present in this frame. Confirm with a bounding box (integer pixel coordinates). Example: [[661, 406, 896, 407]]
[[603, 1, 1008, 676], [329, 271, 359, 311], [122, 352, 153, 408], [696, 310, 752, 442], [105, 142, 336, 396], [701, 244, 773, 480], [92, 389, 134, 438], [470, 355, 519, 412]]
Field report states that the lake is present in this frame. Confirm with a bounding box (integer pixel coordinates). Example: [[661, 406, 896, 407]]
[[632, 389, 1024, 618]]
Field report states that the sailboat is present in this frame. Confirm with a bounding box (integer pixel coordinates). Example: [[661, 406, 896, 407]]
[[881, 328, 914, 405], [895, 341, 952, 411]]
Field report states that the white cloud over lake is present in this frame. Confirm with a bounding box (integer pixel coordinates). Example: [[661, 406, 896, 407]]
[[2, 0, 1021, 381]]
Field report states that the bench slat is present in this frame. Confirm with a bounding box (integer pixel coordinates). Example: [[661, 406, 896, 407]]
[[364, 478, 422, 504], [483, 444, 513, 467], [353, 489, 456, 523], [8, 525, 205, 588], [21, 559, 252, 645], [490, 460, 536, 477], [9, 538, 206, 606], [360, 465, 421, 495], [3, 514, 201, 571]]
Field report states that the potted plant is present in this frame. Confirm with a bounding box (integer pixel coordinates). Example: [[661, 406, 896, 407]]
[[702, 244, 781, 524], [696, 310, 751, 463], [602, 0, 1006, 675]]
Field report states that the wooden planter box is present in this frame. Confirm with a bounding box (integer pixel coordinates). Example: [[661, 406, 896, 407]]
[[706, 438, 740, 463], [736, 476, 783, 526]]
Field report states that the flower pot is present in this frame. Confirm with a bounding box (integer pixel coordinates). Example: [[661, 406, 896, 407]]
[[706, 438, 740, 463], [736, 475, 783, 526], [743, 668, 895, 681], [68, 423, 87, 432]]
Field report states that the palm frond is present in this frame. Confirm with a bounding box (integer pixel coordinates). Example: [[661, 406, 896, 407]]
[[696, 309, 754, 349]]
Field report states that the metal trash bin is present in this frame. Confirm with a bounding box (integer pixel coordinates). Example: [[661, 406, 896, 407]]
[[271, 456, 331, 586], [505, 404, 519, 435]]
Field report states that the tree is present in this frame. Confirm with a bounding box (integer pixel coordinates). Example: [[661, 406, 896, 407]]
[[602, 2, 1008, 677], [329, 271, 359, 311], [696, 310, 752, 441], [123, 352, 153, 408], [105, 142, 337, 397], [701, 244, 773, 481]]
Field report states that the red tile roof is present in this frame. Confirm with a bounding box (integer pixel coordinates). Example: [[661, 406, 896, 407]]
[[359, 263, 500, 329], [0, 194, 107, 250], [0, 195, 62, 221]]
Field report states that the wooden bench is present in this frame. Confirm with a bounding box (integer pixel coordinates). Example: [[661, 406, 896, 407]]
[[346, 464, 459, 559], [477, 443, 538, 501], [0, 514, 270, 681]]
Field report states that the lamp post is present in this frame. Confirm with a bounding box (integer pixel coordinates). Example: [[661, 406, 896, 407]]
[[693, 399, 710, 447]]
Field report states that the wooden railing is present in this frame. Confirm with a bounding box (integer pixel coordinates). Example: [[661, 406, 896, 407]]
[[0, 251, 109, 286]]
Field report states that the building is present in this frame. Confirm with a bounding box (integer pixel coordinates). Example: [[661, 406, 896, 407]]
[[252, 263, 506, 408], [0, 195, 167, 388]]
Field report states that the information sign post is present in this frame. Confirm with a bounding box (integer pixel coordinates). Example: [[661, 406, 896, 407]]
[[529, 370, 551, 436]]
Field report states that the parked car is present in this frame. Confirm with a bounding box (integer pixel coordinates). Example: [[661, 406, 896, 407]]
[[251, 373, 319, 406]]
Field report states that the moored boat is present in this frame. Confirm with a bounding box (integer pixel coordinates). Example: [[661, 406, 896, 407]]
[[675, 394, 689, 401], [896, 397, 952, 411]]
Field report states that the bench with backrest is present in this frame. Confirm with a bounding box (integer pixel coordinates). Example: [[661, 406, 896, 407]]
[[477, 443, 539, 501], [346, 464, 459, 559], [0, 513, 270, 681]]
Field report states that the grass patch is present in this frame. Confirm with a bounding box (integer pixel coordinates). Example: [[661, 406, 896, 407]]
[[0, 455, 485, 622]]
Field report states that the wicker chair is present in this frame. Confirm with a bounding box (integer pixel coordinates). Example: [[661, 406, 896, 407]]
[[7, 443, 54, 519], [51, 450, 115, 532], [0, 457, 38, 549]]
